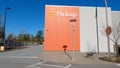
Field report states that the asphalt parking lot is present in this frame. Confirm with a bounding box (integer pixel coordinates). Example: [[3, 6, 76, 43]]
[[26, 61, 120, 68], [0, 45, 120, 68]]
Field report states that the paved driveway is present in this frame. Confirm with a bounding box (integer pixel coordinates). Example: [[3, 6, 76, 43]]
[[26, 61, 120, 68], [0, 45, 120, 68], [0, 45, 43, 58], [0, 45, 44, 68]]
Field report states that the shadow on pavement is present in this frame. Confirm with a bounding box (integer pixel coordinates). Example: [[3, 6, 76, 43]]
[[64, 50, 72, 59]]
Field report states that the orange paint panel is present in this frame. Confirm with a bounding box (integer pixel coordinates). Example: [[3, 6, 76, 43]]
[[44, 5, 80, 51]]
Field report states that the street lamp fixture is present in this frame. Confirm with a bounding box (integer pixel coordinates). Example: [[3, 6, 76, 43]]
[[70, 18, 77, 61]]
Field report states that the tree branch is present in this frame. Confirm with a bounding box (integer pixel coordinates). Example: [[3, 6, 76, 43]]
[[109, 37, 116, 44]]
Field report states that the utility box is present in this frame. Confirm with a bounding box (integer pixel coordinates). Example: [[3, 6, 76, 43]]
[[0, 46, 5, 51], [114, 45, 120, 56]]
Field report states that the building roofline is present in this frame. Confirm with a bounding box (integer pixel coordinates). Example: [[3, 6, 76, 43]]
[[112, 11, 120, 12], [45, 5, 111, 8]]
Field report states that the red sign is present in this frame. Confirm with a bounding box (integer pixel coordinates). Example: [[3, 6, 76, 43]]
[[106, 26, 112, 35]]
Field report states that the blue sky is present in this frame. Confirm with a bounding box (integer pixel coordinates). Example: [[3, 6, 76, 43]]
[[0, 0, 120, 36]]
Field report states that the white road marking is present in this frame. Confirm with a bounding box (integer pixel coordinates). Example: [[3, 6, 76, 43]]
[[26, 61, 71, 68], [116, 63, 120, 67], [0, 56, 39, 59], [64, 64, 71, 68], [37, 60, 47, 64], [38, 63, 65, 68], [26, 61, 46, 68]]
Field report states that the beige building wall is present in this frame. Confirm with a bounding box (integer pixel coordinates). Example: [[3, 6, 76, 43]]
[[80, 6, 114, 52]]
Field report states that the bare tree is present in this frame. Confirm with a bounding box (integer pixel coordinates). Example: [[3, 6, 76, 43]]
[[101, 22, 120, 57], [110, 22, 120, 57]]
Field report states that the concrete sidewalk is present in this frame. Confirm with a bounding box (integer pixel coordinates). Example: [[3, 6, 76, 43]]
[[39, 51, 112, 64]]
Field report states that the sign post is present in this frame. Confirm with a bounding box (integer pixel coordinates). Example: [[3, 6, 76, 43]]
[[104, 0, 111, 59], [105, 26, 112, 58]]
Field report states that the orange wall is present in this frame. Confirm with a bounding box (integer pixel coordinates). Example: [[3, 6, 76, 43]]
[[44, 5, 80, 51]]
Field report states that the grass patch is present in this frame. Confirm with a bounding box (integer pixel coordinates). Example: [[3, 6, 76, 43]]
[[99, 56, 120, 63]]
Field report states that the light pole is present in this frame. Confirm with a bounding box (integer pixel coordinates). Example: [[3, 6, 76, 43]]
[[70, 18, 77, 61], [95, 7, 99, 54], [3, 7, 11, 45], [104, 0, 111, 58]]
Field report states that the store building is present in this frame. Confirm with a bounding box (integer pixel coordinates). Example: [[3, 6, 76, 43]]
[[44, 5, 120, 52]]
